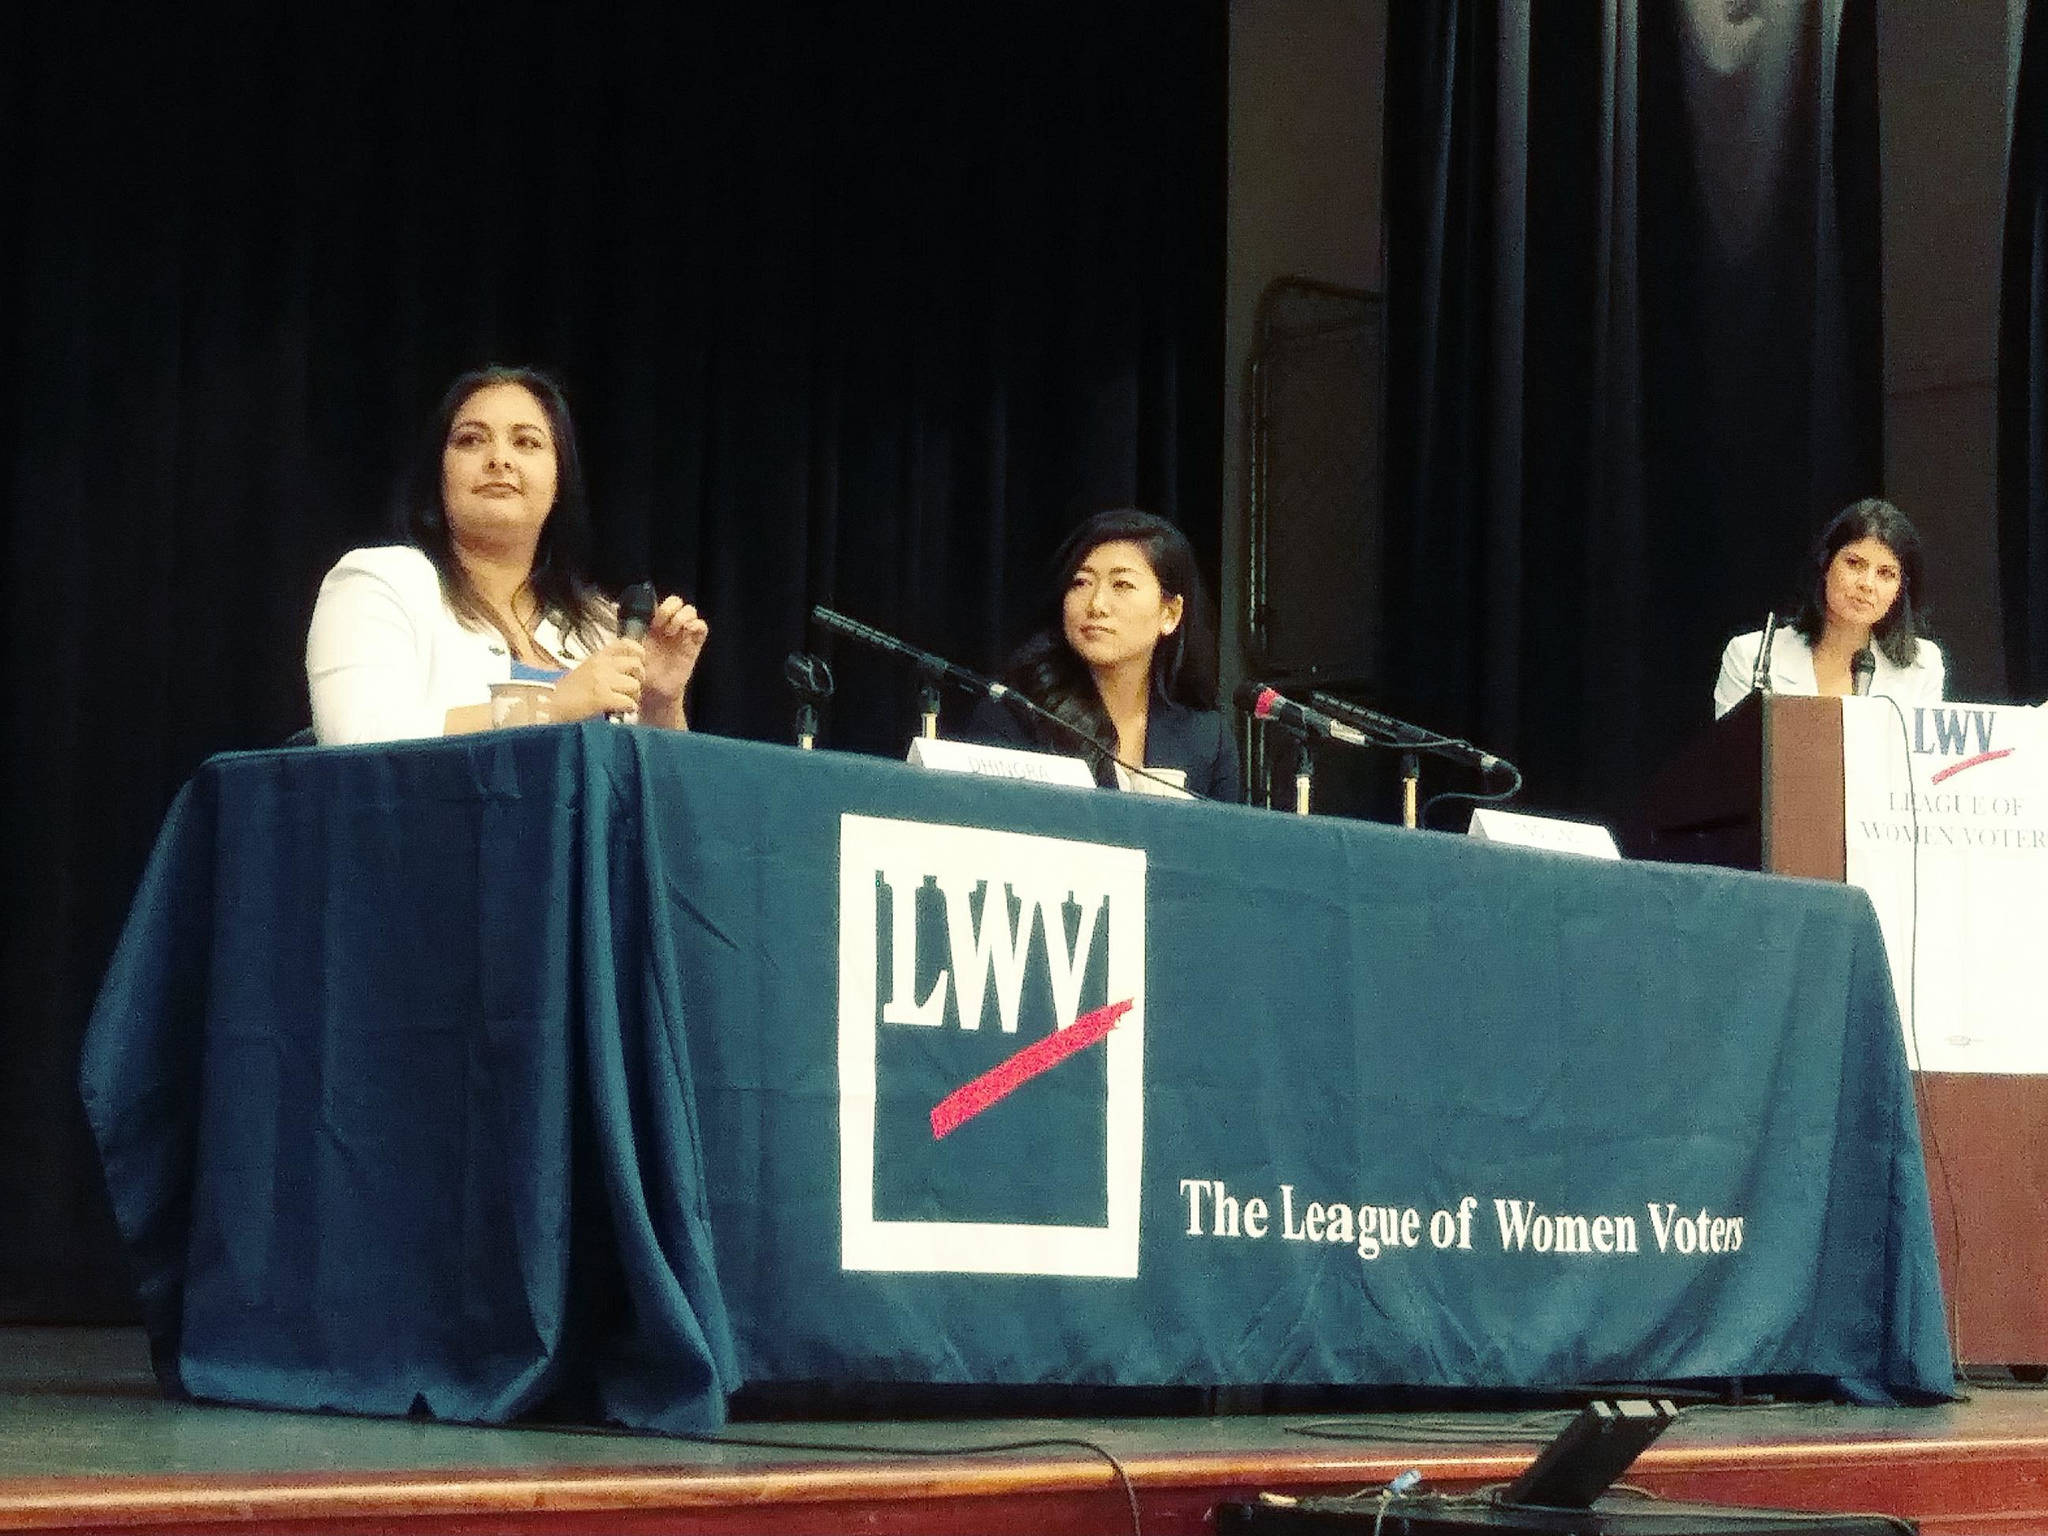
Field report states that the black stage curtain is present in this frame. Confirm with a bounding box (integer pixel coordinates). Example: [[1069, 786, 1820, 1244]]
[[0, 2, 1224, 1320], [2002, 0, 2048, 699], [1383, 0, 1884, 816]]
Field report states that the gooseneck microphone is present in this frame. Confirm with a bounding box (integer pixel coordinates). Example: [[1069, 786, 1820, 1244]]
[[809, 605, 1204, 797], [1235, 682, 1368, 745], [1852, 648, 1876, 696], [1241, 682, 1520, 826], [1751, 612, 1778, 694], [1237, 682, 1362, 816], [612, 582, 659, 723], [809, 606, 1015, 703], [1306, 689, 1509, 774]]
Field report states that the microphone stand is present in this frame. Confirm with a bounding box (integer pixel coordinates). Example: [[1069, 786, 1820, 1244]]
[[915, 660, 943, 741], [783, 652, 834, 750], [1244, 716, 1317, 815], [1306, 688, 1517, 828]]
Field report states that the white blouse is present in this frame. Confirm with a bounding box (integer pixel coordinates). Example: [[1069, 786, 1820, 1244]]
[[1712, 627, 1945, 720], [306, 545, 602, 744]]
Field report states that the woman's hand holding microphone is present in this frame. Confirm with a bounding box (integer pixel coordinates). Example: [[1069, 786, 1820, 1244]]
[[548, 589, 709, 729]]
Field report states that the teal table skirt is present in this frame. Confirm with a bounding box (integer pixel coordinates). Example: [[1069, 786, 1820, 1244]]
[[80, 724, 1954, 1431]]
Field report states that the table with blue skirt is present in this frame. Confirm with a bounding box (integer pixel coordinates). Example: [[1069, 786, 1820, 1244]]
[[79, 723, 1954, 1431]]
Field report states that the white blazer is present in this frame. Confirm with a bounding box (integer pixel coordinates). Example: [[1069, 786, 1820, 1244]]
[[306, 545, 603, 744], [1712, 627, 1945, 720]]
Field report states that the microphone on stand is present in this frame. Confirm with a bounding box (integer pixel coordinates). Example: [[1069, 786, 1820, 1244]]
[[1307, 690, 1509, 774], [1750, 612, 1778, 694], [612, 582, 657, 724], [1234, 682, 1369, 745], [784, 651, 834, 750], [1851, 648, 1876, 696], [810, 605, 1204, 796], [1236, 682, 1353, 815], [809, 606, 1014, 706]]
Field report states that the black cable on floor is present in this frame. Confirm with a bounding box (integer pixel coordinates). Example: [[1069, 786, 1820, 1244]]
[[680, 1428, 1144, 1536]]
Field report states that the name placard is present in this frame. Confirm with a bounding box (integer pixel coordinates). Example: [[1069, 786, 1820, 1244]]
[[908, 736, 1096, 788], [1467, 807, 1621, 860]]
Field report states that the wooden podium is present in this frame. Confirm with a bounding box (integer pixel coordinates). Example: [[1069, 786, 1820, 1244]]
[[1628, 692, 2048, 1370], [1626, 693, 1847, 879]]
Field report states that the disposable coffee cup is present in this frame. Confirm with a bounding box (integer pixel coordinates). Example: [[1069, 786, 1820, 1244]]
[[489, 680, 555, 728], [1115, 764, 1190, 798]]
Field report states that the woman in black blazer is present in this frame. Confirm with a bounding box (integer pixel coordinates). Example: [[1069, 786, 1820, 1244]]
[[972, 509, 1240, 802]]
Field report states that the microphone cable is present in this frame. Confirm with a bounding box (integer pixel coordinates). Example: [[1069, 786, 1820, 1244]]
[[991, 687, 1213, 801], [678, 1427, 1144, 1536], [1418, 762, 1526, 832]]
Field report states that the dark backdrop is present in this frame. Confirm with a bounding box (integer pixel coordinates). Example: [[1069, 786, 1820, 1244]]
[[2004, 0, 2048, 699], [0, 1, 1225, 1320], [1382, 0, 1885, 816]]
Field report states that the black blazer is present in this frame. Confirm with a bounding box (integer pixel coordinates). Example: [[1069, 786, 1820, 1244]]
[[963, 694, 1242, 803]]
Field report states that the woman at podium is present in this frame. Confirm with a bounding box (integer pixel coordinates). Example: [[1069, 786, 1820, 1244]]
[[1712, 498, 1944, 719], [306, 367, 709, 743], [970, 509, 1241, 801]]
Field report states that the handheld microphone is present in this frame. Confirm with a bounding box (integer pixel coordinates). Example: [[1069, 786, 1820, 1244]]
[[1751, 612, 1778, 694], [617, 582, 656, 641], [611, 582, 658, 722], [1852, 648, 1876, 696], [1235, 682, 1368, 745]]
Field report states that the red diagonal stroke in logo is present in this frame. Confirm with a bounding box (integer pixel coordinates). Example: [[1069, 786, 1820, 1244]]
[[1930, 748, 2015, 784], [929, 998, 1133, 1141]]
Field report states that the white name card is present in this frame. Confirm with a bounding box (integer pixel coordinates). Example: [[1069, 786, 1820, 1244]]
[[1467, 807, 1621, 860], [907, 736, 1097, 788]]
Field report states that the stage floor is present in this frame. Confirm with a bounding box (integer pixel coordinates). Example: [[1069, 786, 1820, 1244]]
[[4, 1329, 2047, 1535]]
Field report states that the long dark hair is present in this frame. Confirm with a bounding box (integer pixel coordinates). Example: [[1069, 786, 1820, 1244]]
[[394, 365, 610, 653], [1790, 497, 1930, 668], [1002, 508, 1220, 754]]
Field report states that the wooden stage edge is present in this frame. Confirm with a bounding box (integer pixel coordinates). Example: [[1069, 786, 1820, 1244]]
[[8, 1393, 2048, 1536]]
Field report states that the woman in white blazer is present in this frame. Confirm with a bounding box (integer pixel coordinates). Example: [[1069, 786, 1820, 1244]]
[[307, 367, 709, 744], [1713, 498, 1943, 719]]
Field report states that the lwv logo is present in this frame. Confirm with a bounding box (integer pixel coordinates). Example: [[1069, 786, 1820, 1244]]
[[838, 814, 1146, 1278], [1913, 707, 1996, 757], [1912, 706, 2013, 782]]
